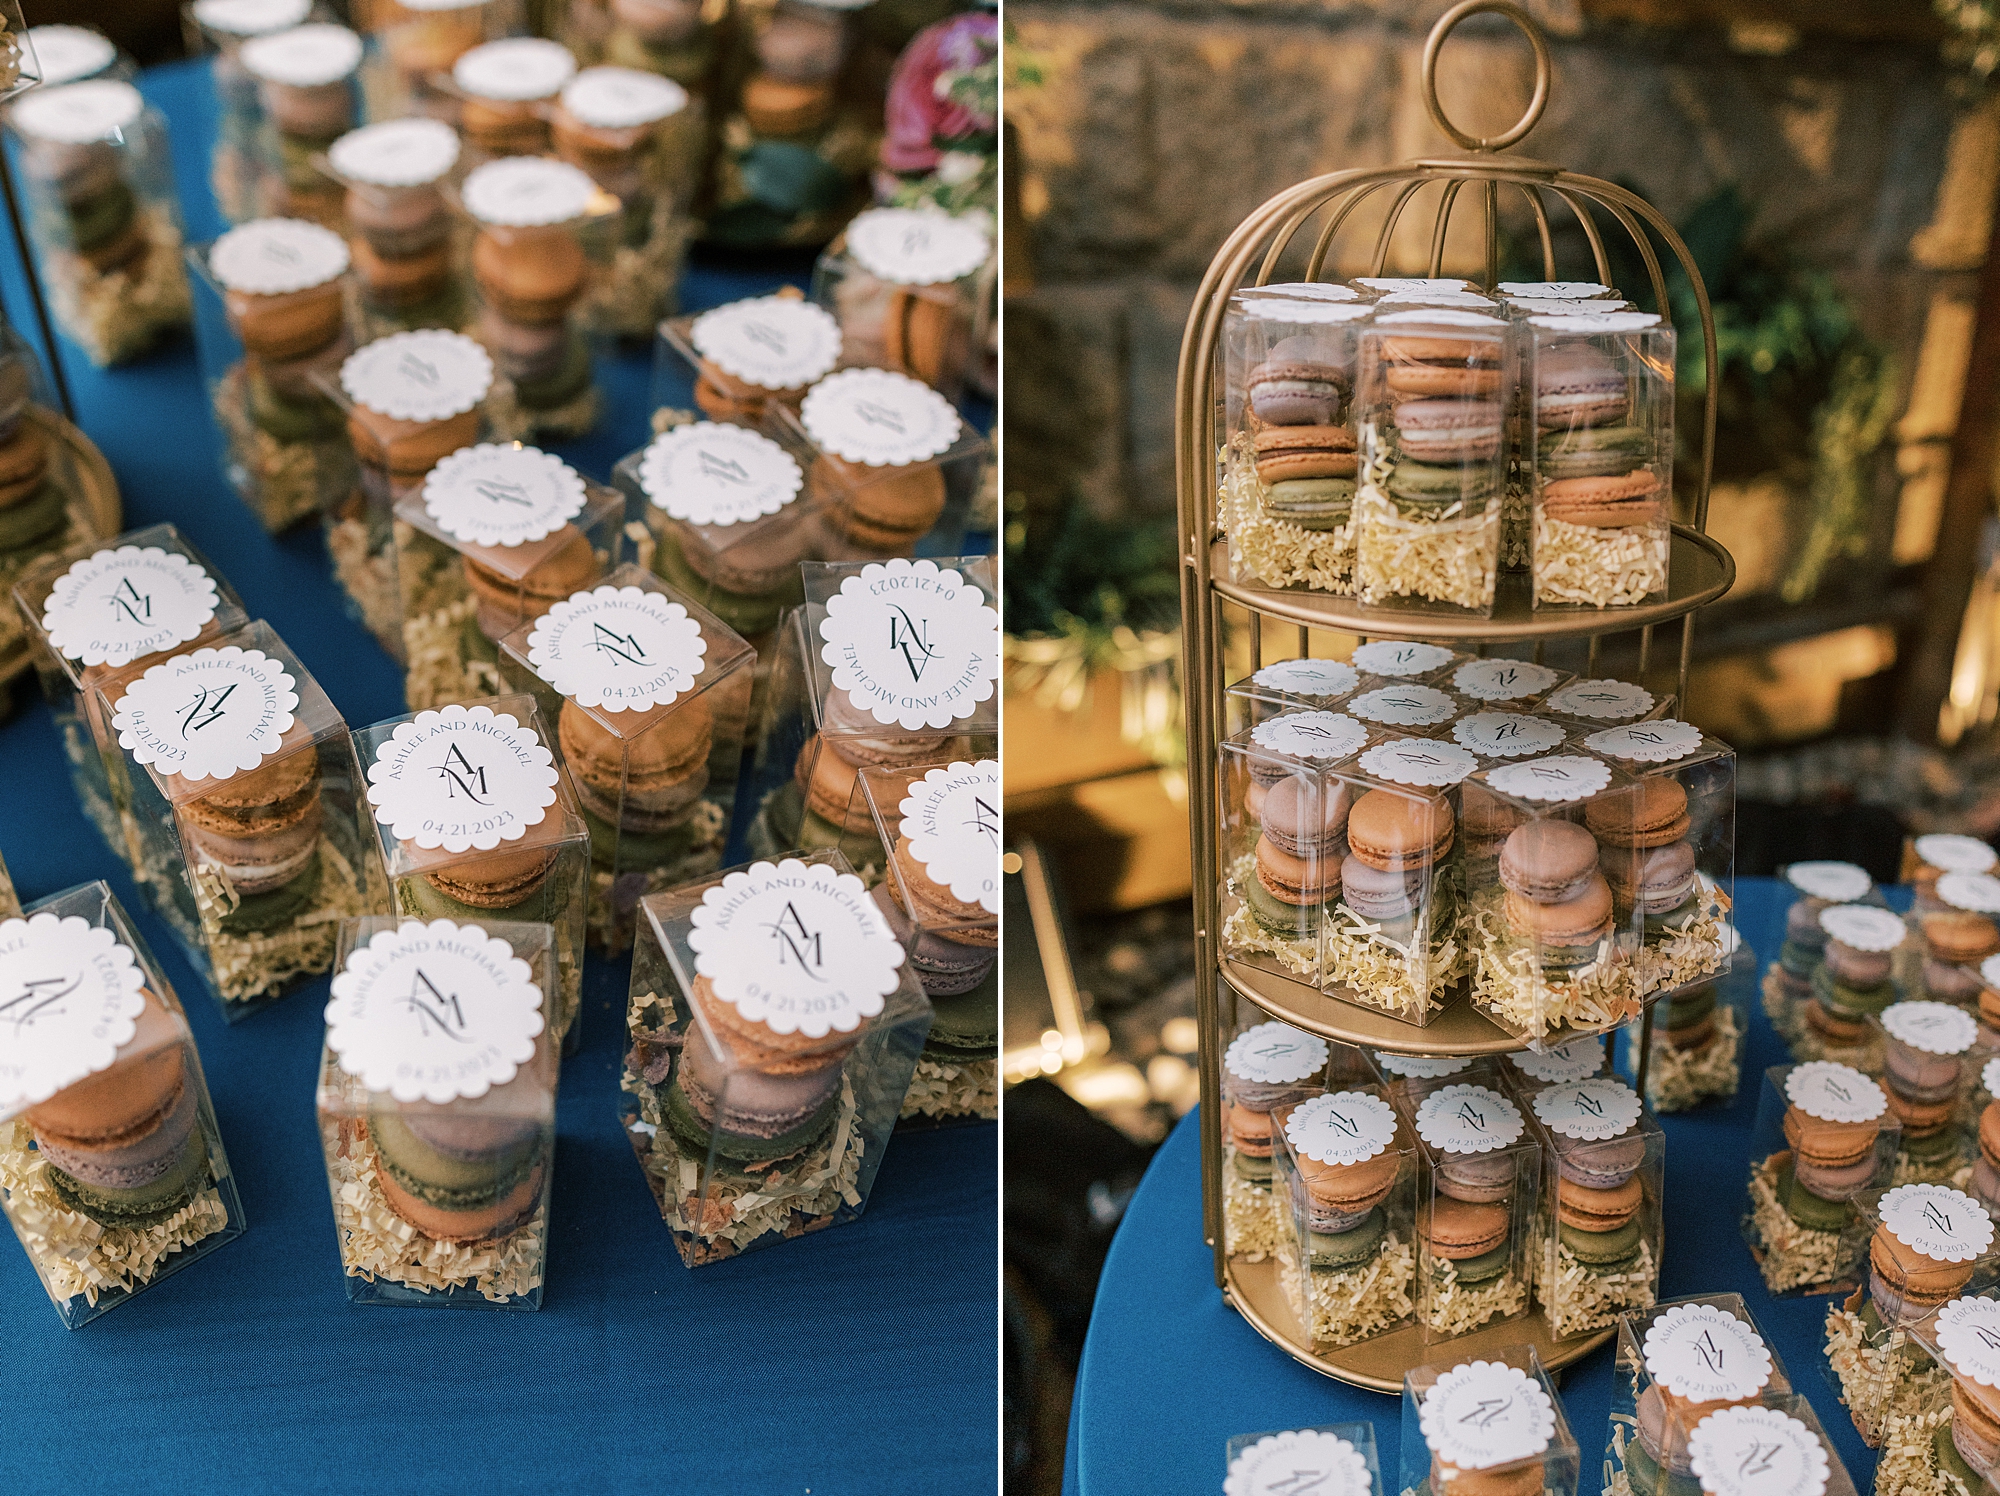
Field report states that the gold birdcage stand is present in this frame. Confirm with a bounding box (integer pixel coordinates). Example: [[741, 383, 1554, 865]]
[[1176, 0, 1738, 1390]]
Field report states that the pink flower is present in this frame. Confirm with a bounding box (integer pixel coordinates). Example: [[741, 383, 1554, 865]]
[[881, 13, 997, 176]]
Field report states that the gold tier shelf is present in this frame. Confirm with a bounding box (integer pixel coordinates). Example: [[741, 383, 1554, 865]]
[[1208, 525, 1735, 641], [1224, 1254, 1613, 1393], [1221, 956, 1597, 1057]]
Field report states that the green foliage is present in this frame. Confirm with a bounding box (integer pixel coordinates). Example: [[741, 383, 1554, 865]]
[[1003, 486, 1180, 644]]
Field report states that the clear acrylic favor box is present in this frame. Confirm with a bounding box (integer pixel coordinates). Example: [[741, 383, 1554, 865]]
[[1398, 1346, 1578, 1496]]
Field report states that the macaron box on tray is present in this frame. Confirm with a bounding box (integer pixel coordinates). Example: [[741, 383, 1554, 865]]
[[14, 524, 249, 875], [393, 441, 625, 712], [1222, 1423, 1380, 1496], [1397, 1348, 1580, 1496], [1406, 1081, 1538, 1341], [355, 696, 590, 1050], [857, 757, 1000, 1123], [322, 117, 471, 343], [1792, 902, 1909, 1071], [1891, 1293, 2000, 1494], [813, 207, 992, 401], [4, 76, 193, 368], [351, 0, 505, 141], [748, 556, 998, 876], [1910, 867, 2000, 1012], [0, 883, 246, 1329], [449, 35, 575, 164], [1764, 860, 1880, 1048], [94, 619, 383, 1020], [655, 290, 844, 430], [238, 22, 362, 226], [190, 216, 359, 534], [498, 562, 753, 954], [619, 851, 934, 1266], [191, 0, 308, 227], [326, 328, 497, 659], [316, 916, 559, 1308], [1870, 1000, 1983, 1185], [1221, 1020, 1331, 1264], [1743, 1062, 1901, 1297], [1630, 919, 1751, 1115]]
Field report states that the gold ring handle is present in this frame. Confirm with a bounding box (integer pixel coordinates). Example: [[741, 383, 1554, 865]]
[[1420, 0, 1552, 153]]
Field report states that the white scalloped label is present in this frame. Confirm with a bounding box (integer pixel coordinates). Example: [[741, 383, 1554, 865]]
[[1530, 311, 1663, 334], [1642, 1303, 1773, 1401], [452, 36, 576, 100], [1374, 309, 1503, 328], [1376, 1052, 1471, 1079], [1453, 659, 1558, 703], [1357, 278, 1467, 292], [1986, 1055, 2000, 1096], [1223, 1429, 1372, 1496], [1686, 1407, 1828, 1496], [1359, 737, 1475, 788], [327, 117, 460, 188], [525, 585, 706, 712], [11, 80, 143, 143], [325, 921, 543, 1104], [366, 705, 557, 853], [690, 858, 905, 1037], [1349, 685, 1455, 728], [640, 423, 803, 527], [1419, 1361, 1555, 1469], [461, 156, 595, 227], [1819, 904, 1907, 952], [1882, 1001, 1978, 1056], [1785, 1061, 1886, 1124], [1378, 290, 1499, 307], [1509, 297, 1633, 316], [111, 646, 299, 782], [341, 330, 491, 423], [1880, 1184, 1994, 1263], [1940, 871, 2000, 914], [1547, 678, 1654, 721], [1586, 720, 1705, 764], [1786, 862, 1870, 902], [1351, 640, 1452, 678], [1244, 299, 1371, 325], [690, 298, 842, 391], [192, 0, 310, 37], [1485, 754, 1612, 804], [240, 23, 362, 85], [1249, 659, 1358, 698], [1918, 834, 1998, 874], [1226, 1021, 1329, 1085], [1455, 712, 1565, 760], [818, 559, 998, 731], [845, 208, 990, 286], [1531, 1075, 1642, 1141], [26, 26, 116, 89], [1244, 282, 1360, 303], [560, 66, 686, 128], [898, 760, 999, 916], [1416, 1083, 1524, 1154], [1935, 1294, 2000, 1386], [1510, 1037, 1603, 1083], [422, 444, 586, 550], [210, 218, 349, 294], [1285, 1090, 1397, 1167], [1498, 282, 1612, 299], [801, 368, 961, 467], [0, 914, 148, 1113], [1249, 711, 1368, 764], [41, 545, 219, 669]]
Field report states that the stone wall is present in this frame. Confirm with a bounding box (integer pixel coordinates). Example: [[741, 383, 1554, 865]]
[[1004, 1, 1975, 571]]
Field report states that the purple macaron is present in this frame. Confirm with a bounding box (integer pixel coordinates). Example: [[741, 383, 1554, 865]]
[[871, 883, 993, 996], [33, 1079, 198, 1189], [1436, 1152, 1516, 1203], [1925, 958, 1983, 1002], [1553, 1130, 1644, 1190], [1341, 855, 1418, 921], [1825, 941, 1893, 987]]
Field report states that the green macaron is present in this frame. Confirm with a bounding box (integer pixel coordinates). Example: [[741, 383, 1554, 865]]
[[1812, 964, 1892, 1020], [1446, 1241, 1513, 1285], [1537, 424, 1650, 480], [0, 481, 71, 554], [43, 1127, 210, 1228], [66, 180, 135, 253], [927, 981, 998, 1054], [216, 857, 323, 936], [248, 371, 345, 443], [369, 1109, 542, 1208], [1242, 875, 1321, 942], [1233, 1149, 1272, 1185], [1903, 1128, 1967, 1167], [1664, 985, 1717, 1027], [1387, 459, 1496, 511], [1643, 894, 1702, 940], [578, 801, 712, 874], [653, 530, 796, 638], [1620, 1432, 1702, 1496], [1560, 1218, 1643, 1274], [1264, 477, 1354, 532], [1778, 939, 1819, 978], [1778, 1162, 1851, 1233], [396, 872, 557, 924], [1307, 1207, 1385, 1270]]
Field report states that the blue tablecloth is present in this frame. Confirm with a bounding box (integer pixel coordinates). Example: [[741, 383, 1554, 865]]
[[0, 59, 995, 1496], [1063, 876, 1887, 1495]]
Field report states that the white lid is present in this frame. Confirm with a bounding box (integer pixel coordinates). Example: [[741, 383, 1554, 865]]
[[844, 208, 991, 286], [240, 23, 363, 86], [1584, 720, 1705, 764], [422, 443, 586, 550], [1352, 640, 1452, 678], [1378, 290, 1499, 307], [1642, 1303, 1773, 1402], [1686, 1408, 1828, 1496], [1356, 277, 1467, 291], [690, 296, 842, 392], [1878, 1184, 1994, 1263], [1818, 904, 1906, 952], [1241, 282, 1360, 303], [1374, 309, 1503, 328], [1546, 677, 1654, 721], [452, 36, 576, 102], [1784, 861, 1870, 902], [1415, 1083, 1524, 1154], [25, 26, 117, 88], [1249, 658, 1357, 698], [1249, 711, 1367, 764], [327, 117, 460, 188], [1881, 1001, 1978, 1057], [800, 368, 962, 468], [1453, 658, 1558, 703], [898, 759, 1000, 916], [1484, 754, 1613, 804], [210, 217, 349, 294], [817, 559, 999, 731], [1223, 1430, 1372, 1496], [689, 858, 906, 1036], [1508, 297, 1633, 316], [1358, 737, 1475, 788], [1244, 299, 1372, 325], [1419, 1361, 1555, 1469], [0, 913, 148, 1112], [525, 584, 707, 712], [1530, 1075, 1642, 1141], [1939, 871, 2000, 914], [341, 330, 492, 422], [1985, 959, 2000, 998], [640, 422, 803, 528], [1284, 1090, 1398, 1166], [1376, 1052, 1471, 1078], [1936, 1294, 2000, 1386], [366, 703, 558, 853], [1530, 311, 1663, 333], [11, 79, 144, 143], [461, 155, 597, 227], [110, 646, 299, 782], [1454, 712, 1564, 760], [1226, 1021, 1330, 1085], [41, 545, 219, 669], [1349, 684, 1455, 728], [1917, 833, 1997, 874], [192, 0, 313, 34], [325, 921, 544, 1103], [1498, 282, 1612, 298], [1510, 1038, 1604, 1084], [1783, 1061, 1885, 1123], [560, 66, 687, 129]]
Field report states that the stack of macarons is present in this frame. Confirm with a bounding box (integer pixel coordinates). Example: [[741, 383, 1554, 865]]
[[1863, 1186, 1991, 1330], [1913, 835, 1998, 913], [1460, 781, 1525, 895], [1973, 1094, 2000, 1213], [0, 359, 70, 572], [666, 974, 853, 1166], [1587, 778, 1698, 941], [177, 744, 327, 940], [1338, 788, 1452, 941], [460, 527, 602, 663], [471, 221, 594, 424], [1246, 334, 1356, 533], [1943, 1371, 2000, 1490], [1532, 343, 1663, 540], [739, 4, 845, 143], [1221, 1022, 1329, 1210], [1414, 1084, 1526, 1295], [604, 0, 716, 87], [871, 833, 996, 998], [1655, 981, 1722, 1059], [1243, 774, 1348, 944], [219, 224, 353, 462], [27, 989, 213, 1229], [1879, 1002, 1978, 1177], [1922, 908, 2000, 1004], [453, 38, 575, 159], [1777, 1070, 1888, 1237], [1498, 818, 1614, 976], [13, 85, 156, 294], [368, 1102, 548, 1245], [1379, 331, 1503, 515], [559, 697, 714, 877], [1773, 894, 1835, 1017], [1285, 1100, 1405, 1279], [808, 448, 948, 556], [1544, 1105, 1649, 1281], [1805, 930, 1896, 1053], [1626, 1379, 1765, 1496], [793, 693, 966, 863], [243, 26, 362, 225]]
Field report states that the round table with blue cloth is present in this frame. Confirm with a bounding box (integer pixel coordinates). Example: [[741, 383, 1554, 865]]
[[1063, 875, 1893, 1495], [0, 55, 995, 1496]]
